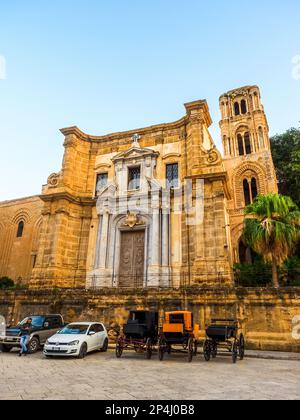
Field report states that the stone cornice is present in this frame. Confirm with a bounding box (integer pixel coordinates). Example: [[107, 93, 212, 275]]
[[40, 191, 96, 207], [184, 100, 213, 126], [219, 85, 259, 100], [185, 172, 231, 200], [60, 117, 188, 144], [60, 100, 214, 144]]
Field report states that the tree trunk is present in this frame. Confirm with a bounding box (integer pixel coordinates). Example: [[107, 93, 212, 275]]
[[272, 257, 279, 288]]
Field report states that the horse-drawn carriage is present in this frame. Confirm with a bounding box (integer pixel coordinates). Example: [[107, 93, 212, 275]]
[[203, 319, 245, 364], [158, 311, 199, 363], [116, 311, 159, 359]]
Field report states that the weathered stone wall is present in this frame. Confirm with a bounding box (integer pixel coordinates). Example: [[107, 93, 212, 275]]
[[0, 287, 299, 352], [0, 196, 43, 285]]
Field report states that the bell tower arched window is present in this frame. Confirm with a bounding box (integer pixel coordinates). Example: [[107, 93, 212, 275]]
[[241, 100, 247, 114], [243, 177, 259, 206], [228, 138, 232, 155], [243, 180, 251, 206], [251, 178, 258, 201], [244, 132, 252, 155], [17, 221, 24, 238], [234, 102, 240, 116], [238, 134, 244, 156]]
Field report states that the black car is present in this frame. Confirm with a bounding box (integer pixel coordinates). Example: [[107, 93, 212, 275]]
[[0, 314, 65, 354]]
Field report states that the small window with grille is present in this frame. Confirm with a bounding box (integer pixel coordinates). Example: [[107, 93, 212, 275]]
[[166, 163, 179, 189], [95, 173, 108, 195], [128, 166, 141, 190]]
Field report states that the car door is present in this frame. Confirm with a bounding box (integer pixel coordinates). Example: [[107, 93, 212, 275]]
[[94, 323, 106, 348], [48, 317, 62, 338], [87, 324, 99, 351], [37, 317, 50, 344]]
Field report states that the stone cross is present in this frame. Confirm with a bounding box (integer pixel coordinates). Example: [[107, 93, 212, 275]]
[[132, 133, 141, 147]]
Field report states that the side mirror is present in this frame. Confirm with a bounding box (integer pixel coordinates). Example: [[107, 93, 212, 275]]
[[89, 331, 96, 336], [44, 322, 49, 328]]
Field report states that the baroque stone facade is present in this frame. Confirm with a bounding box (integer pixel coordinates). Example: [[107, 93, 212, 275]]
[[0, 85, 278, 289]]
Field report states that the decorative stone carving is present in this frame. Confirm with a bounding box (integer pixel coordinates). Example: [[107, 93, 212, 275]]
[[47, 173, 60, 188], [123, 212, 145, 229], [206, 150, 219, 165]]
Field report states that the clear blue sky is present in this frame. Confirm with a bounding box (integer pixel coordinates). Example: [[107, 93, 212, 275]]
[[0, 0, 299, 201]]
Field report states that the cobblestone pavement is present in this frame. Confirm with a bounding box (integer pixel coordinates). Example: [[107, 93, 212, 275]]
[[0, 349, 299, 400]]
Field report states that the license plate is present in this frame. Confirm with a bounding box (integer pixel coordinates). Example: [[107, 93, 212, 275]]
[[52, 347, 60, 351], [6, 338, 14, 342]]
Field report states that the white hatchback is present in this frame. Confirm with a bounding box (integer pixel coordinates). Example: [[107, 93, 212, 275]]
[[43, 322, 109, 359]]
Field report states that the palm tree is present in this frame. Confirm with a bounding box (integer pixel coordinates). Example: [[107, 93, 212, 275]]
[[243, 194, 300, 288]]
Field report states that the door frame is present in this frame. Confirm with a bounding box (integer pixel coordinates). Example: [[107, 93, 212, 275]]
[[117, 226, 148, 288]]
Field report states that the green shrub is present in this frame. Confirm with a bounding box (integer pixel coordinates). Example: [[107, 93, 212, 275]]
[[0, 277, 15, 289], [234, 256, 300, 287], [234, 260, 272, 287], [280, 257, 300, 286]]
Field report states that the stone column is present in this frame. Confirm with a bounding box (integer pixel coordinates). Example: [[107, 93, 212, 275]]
[[162, 212, 169, 266], [99, 211, 109, 269], [151, 208, 160, 266], [148, 190, 161, 287], [161, 209, 170, 288], [94, 216, 103, 270], [91, 209, 112, 288]]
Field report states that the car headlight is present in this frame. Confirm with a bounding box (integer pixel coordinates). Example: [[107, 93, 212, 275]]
[[68, 340, 79, 346], [45, 339, 50, 345]]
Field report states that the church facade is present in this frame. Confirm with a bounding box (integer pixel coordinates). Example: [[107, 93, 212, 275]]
[[0, 86, 278, 289]]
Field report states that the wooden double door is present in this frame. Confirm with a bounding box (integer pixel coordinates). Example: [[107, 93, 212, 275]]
[[119, 230, 145, 288]]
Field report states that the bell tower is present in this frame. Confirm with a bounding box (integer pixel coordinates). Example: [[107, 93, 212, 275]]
[[219, 85, 278, 264], [219, 85, 271, 158]]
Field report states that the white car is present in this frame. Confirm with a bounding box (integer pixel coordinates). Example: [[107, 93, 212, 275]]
[[43, 322, 109, 359]]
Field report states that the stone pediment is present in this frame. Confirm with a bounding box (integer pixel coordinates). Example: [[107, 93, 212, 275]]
[[112, 146, 159, 163]]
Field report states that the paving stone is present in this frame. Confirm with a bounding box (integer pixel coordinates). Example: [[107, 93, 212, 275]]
[[0, 350, 299, 400]]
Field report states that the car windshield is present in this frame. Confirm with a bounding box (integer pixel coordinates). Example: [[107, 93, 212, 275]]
[[19, 316, 44, 328], [58, 325, 88, 335]]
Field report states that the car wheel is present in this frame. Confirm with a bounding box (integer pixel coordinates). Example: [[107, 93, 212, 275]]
[[101, 338, 109, 353], [28, 337, 40, 354], [78, 343, 88, 359], [0, 344, 13, 353]]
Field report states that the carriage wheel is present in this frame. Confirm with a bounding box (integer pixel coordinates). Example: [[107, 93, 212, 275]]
[[232, 340, 238, 364], [182, 339, 188, 351], [211, 341, 218, 359], [203, 340, 211, 362], [158, 337, 166, 361], [188, 338, 194, 363], [146, 338, 153, 360], [116, 339, 123, 358], [239, 334, 245, 360]]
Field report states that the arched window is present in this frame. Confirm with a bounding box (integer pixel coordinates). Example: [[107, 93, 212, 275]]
[[238, 134, 244, 156], [251, 178, 258, 201], [241, 100, 247, 114], [17, 221, 24, 238], [243, 180, 251, 206], [244, 132, 252, 155], [228, 138, 232, 155], [234, 102, 240, 116]]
